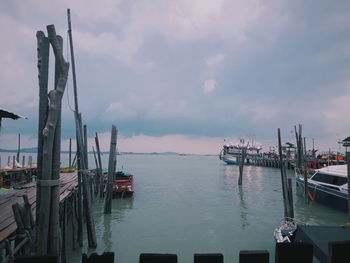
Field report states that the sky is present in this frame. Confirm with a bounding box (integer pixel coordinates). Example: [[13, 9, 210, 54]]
[[0, 0, 350, 154]]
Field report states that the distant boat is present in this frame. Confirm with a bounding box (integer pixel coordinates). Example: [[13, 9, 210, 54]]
[[295, 165, 348, 212], [219, 139, 262, 165]]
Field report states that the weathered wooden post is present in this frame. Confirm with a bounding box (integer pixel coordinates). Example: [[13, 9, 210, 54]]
[[22, 156, 25, 168], [238, 147, 247, 186], [36, 30, 50, 227], [36, 24, 69, 256], [278, 128, 289, 218], [105, 125, 117, 214], [69, 138, 72, 167], [67, 8, 96, 248], [17, 133, 21, 163], [347, 152, 350, 226], [95, 133, 103, 197]]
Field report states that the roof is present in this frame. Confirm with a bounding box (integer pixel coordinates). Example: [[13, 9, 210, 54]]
[[0, 109, 27, 120], [316, 165, 348, 177]]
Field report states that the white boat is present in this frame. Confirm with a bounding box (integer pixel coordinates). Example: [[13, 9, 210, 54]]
[[295, 165, 348, 212], [219, 139, 262, 165], [274, 217, 297, 243]]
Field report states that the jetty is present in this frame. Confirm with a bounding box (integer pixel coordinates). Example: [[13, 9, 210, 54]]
[[0, 172, 82, 262]]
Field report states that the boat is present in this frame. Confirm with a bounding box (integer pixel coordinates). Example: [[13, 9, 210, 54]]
[[219, 139, 262, 165], [274, 217, 297, 243], [109, 169, 134, 198], [295, 165, 348, 212]]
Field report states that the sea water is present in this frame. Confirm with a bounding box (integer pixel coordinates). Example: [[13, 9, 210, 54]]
[[1, 152, 347, 262]]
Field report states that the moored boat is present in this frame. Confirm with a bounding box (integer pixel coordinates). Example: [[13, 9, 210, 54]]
[[219, 139, 262, 165], [112, 169, 134, 198], [273, 217, 297, 243], [295, 165, 348, 212]]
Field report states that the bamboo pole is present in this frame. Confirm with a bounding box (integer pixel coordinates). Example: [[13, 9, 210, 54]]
[[104, 125, 117, 214], [95, 133, 103, 197]]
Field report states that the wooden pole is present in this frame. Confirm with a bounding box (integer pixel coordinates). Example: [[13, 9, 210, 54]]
[[347, 152, 350, 226], [238, 147, 247, 186], [69, 138, 72, 167], [36, 30, 49, 228], [95, 133, 103, 197], [48, 34, 63, 256], [67, 9, 97, 247], [37, 24, 69, 255], [105, 125, 117, 214], [278, 128, 289, 218], [17, 133, 20, 163], [83, 124, 88, 169], [67, 9, 83, 247]]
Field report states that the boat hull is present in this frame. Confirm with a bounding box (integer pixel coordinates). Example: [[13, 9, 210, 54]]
[[295, 177, 348, 213]]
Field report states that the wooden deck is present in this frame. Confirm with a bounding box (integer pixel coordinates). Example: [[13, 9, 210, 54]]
[[0, 172, 77, 242]]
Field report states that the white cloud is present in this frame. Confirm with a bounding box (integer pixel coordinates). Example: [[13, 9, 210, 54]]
[[205, 53, 225, 67], [202, 79, 216, 94]]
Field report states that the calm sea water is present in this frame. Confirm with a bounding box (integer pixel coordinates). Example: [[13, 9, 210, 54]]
[[1, 152, 347, 262]]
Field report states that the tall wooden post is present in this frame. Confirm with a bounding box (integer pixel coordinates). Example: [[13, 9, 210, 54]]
[[37, 25, 69, 256], [84, 124, 88, 169], [278, 128, 290, 218], [347, 152, 350, 226], [67, 9, 96, 248], [36, 31, 49, 226], [105, 125, 117, 214]]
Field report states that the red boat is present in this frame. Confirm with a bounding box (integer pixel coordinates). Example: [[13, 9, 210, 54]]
[[112, 170, 134, 198]]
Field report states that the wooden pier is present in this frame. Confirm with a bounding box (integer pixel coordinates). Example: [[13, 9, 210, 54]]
[[0, 172, 81, 262], [0, 166, 37, 188]]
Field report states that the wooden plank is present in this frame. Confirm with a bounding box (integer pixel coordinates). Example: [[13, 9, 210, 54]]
[[0, 173, 78, 242]]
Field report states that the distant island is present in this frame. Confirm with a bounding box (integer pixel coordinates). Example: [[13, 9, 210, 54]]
[[0, 148, 216, 156]]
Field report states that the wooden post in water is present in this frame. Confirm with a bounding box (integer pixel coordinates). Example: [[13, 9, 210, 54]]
[[37, 24, 69, 256], [36, 30, 50, 228], [95, 133, 103, 197], [84, 124, 88, 169], [238, 147, 247, 186], [278, 128, 290, 218], [67, 8, 96, 248], [105, 125, 117, 214]]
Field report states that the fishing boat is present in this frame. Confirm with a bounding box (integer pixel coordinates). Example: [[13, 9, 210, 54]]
[[295, 165, 348, 212], [273, 217, 297, 243], [219, 139, 262, 165], [112, 169, 134, 198]]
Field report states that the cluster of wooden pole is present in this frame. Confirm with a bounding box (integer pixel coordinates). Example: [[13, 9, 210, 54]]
[[277, 128, 294, 219], [294, 124, 308, 203], [104, 126, 118, 214], [36, 24, 69, 257]]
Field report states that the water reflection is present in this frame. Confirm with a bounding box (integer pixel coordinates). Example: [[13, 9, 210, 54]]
[[111, 198, 134, 222], [103, 214, 112, 252], [238, 186, 249, 229]]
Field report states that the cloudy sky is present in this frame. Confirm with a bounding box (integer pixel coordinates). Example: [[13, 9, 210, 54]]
[[1, 0, 350, 154]]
